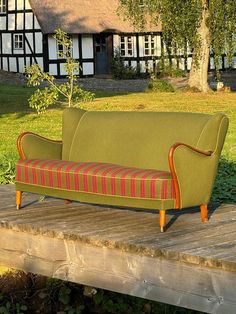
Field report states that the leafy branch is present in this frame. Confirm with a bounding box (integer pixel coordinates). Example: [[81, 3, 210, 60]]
[[25, 29, 94, 114]]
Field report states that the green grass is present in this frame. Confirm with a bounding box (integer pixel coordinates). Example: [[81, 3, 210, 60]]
[[0, 84, 235, 160]]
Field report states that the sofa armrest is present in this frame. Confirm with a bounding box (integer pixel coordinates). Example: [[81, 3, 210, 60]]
[[17, 132, 62, 160], [169, 142, 214, 209]]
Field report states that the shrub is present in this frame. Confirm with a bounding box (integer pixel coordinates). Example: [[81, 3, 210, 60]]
[[0, 154, 16, 185], [111, 49, 140, 80], [154, 59, 187, 78], [211, 157, 236, 203], [148, 78, 175, 92]]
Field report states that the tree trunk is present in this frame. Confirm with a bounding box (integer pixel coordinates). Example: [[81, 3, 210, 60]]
[[188, 0, 211, 92]]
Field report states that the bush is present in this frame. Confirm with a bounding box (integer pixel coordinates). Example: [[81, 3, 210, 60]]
[[0, 154, 16, 185], [211, 157, 236, 203], [148, 78, 175, 92], [111, 49, 140, 80], [154, 60, 187, 78]]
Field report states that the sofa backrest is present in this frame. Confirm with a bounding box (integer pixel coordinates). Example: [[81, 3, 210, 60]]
[[62, 108, 228, 171]]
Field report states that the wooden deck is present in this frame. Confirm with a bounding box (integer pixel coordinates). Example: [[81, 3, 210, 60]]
[[1, 185, 236, 313]]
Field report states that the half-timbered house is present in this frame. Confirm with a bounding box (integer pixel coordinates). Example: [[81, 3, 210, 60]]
[[0, 0, 235, 77]]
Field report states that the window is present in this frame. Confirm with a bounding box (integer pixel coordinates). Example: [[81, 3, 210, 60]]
[[57, 43, 64, 58], [120, 36, 133, 57], [14, 34, 23, 50], [144, 35, 156, 56], [57, 40, 73, 58], [0, 0, 6, 13]]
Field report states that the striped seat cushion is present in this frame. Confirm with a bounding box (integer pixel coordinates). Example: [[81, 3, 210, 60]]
[[16, 159, 175, 200]]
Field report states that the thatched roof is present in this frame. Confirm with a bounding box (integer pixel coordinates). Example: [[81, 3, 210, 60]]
[[29, 0, 160, 34]]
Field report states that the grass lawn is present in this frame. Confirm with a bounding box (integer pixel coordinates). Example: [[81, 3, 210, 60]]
[[0, 84, 236, 160]]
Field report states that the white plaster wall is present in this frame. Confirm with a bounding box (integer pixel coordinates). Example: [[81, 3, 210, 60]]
[[35, 32, 43, 54], [132, 36, 137, 58], [131, 60, 137, 68], [178, 58, 185, 70], [113, 35, 120, 51], [187, 57, 192, 70], [156, 35, 162, 56], [72, 36, 79, 59], [17, 0, 24, 10], [25, 33, 33, 53], [17, 13, 24, 30], [8, 0, 15, 10], [138, 36, 144, 57], [25, 12, 33, 29], [83, 62, 94, 75], [0, 16, 6, 29], [26, 57, 30, 66], [18, 58, 25, 73], [9, 57, 17, 72], [13, 49, 24, 55], [2, 58, 8, 71], [147, 59, 153, 70], [210, 57, 215, 70], [139, 60, 146, 73], [2, 33, 11, 54], [34, 16, 41, 29], [49, 64, 58, 76], [48, 36, 57, 60], [36, 57, 44, 70], [25, 0, 32, 10], [82, 35, 93, 59], [60, 63, 67, 76], [8, 14, 15, 30], [224, 57, 229, 69]]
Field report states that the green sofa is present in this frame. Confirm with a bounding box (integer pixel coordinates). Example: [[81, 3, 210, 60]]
[[15, 108, 229, 232]]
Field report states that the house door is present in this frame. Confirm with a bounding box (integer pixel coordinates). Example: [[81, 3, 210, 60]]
[[95, 35, 109, 75]]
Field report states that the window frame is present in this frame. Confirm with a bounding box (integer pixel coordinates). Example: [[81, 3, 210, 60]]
[[144, 34, 156, 56], [120, 36, 134, 57], [0, 0, 7, 14], [13, 34, 24, 50]]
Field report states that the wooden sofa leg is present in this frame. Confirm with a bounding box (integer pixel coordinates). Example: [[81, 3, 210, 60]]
[[159, 210, 166, 233], [200, 204, 208, 223], [16, 191, 22, 210], [64, 199, 72, 204]]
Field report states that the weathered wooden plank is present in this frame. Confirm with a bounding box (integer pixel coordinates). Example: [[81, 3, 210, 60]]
[[1, 185, 236, 272], [0, 228, 236, 314]]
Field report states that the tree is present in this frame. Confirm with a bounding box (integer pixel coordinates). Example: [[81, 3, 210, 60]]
[[118, 0, 236, 92], [25, 29, 94, 114]]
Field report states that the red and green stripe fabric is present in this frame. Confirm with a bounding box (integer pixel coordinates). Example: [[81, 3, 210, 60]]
[[16, 159, 176, 200]]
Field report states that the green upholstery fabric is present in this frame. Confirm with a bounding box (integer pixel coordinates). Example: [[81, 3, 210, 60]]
[[16, 109, 229, 211], [15, 182, 175, 210], [62, 108, 85, 160], [20, 133, 62, 160], [16, 159, 175, 200], [174, 114, 229, 208], [69, 111, 211, 170]]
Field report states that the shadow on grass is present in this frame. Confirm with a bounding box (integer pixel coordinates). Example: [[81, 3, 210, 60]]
[[0, 83, 131, 119]]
